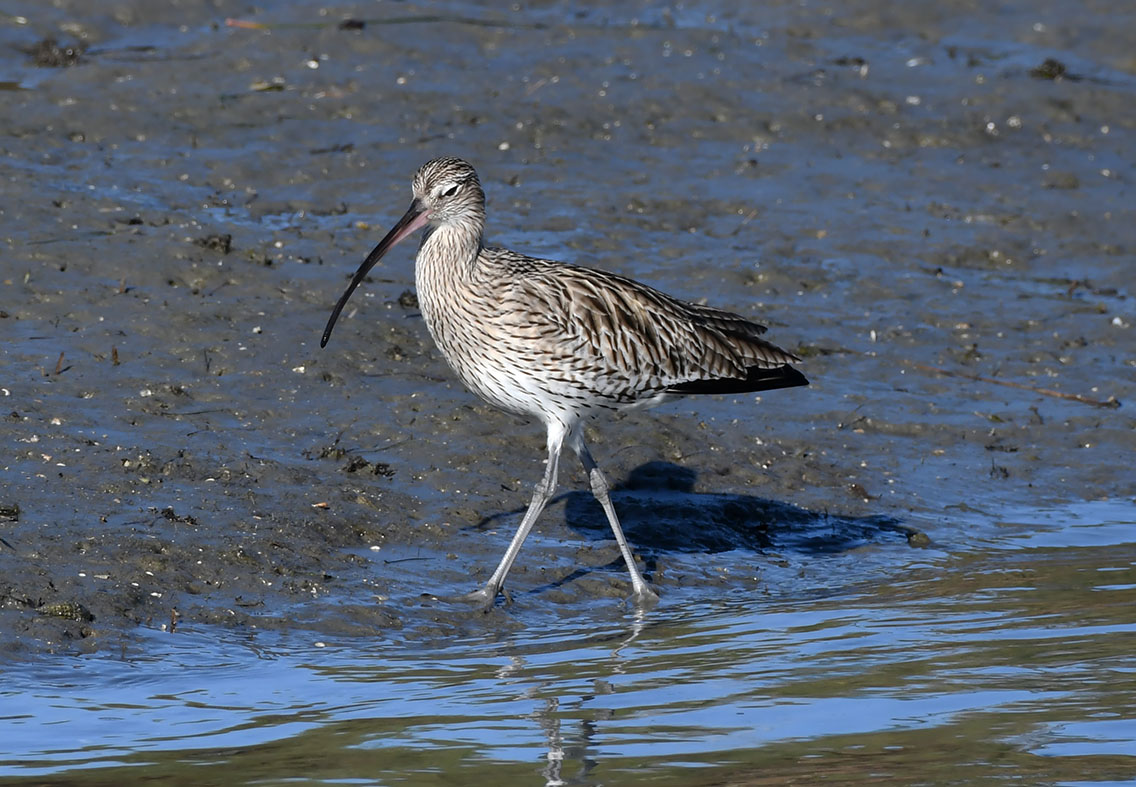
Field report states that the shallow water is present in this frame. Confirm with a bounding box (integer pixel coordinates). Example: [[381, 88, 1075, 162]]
[[4, 498, 1134, 784], [2, 0, 1135, 783]]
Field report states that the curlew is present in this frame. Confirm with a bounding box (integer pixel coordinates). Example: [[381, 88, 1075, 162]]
[[321, 157, 807, 604]]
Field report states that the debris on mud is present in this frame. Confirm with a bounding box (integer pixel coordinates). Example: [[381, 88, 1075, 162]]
[[23, 37, 85, 67], [195, 234, 233, 254]]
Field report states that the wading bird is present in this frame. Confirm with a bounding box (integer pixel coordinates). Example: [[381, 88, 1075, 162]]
[[322, 157, 807, 604]]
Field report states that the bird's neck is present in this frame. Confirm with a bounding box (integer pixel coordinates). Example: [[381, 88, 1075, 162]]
[[417, 219, 484, 279], [415, 222, 484, 323]]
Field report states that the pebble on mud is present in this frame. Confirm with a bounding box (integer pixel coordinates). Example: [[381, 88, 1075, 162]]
[[1029, 57, 1081, 81]]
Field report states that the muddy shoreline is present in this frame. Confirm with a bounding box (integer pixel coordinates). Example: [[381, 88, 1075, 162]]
[[2, 0, 1134, 657]]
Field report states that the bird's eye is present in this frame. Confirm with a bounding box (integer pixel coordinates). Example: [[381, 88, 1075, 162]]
[[441, 184, 459, 198]]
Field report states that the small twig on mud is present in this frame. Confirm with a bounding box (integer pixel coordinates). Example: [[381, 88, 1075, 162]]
[[52, 351, 71, 375], [909, 362, 1121, 409], [224, 14, 551, 32], [225, 18, 270, 29], [730, 208, 759, 236], [361, 437, 414, 454]]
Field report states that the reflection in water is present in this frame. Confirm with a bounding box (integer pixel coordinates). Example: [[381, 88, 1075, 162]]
[[536, 697, 566, 787], [529, 613, 646, 786]]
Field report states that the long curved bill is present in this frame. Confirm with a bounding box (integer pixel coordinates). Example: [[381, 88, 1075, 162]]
[[320, 199, 430, 347]]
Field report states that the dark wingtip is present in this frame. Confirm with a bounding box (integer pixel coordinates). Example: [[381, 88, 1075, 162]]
[[781, 367, 810, 388], [668, 364, 809, 395]]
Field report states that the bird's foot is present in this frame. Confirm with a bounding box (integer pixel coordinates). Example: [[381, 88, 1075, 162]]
[[630, 583, 660, 608], [447, 584, 508, 609]]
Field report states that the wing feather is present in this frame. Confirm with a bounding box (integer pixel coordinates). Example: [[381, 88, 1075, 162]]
[[492, 253, 806, 399]]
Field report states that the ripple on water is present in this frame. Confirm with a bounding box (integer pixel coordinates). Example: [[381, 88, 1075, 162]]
[[1, 499, 1133, 783]]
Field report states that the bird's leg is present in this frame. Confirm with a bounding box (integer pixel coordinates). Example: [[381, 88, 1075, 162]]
[[462, 424, 565, 606], [571, 435, 659, 604]]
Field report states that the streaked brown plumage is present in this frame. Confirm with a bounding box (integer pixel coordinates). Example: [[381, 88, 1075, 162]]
[[322, 157, 807, 604]]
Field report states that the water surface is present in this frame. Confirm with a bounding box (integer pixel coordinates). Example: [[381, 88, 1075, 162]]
[[4, 499, 1133, 784]]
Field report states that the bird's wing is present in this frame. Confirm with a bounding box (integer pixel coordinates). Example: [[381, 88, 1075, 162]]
[[501, 257, 799, 395]]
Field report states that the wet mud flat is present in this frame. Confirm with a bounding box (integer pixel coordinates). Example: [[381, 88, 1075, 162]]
[[1, 0, 1135, 659]]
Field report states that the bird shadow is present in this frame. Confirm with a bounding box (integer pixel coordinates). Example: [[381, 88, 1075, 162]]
[[473, 461, 923, 592]]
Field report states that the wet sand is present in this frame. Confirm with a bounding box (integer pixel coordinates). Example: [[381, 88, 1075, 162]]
[[2, 0, 1134, 658]]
